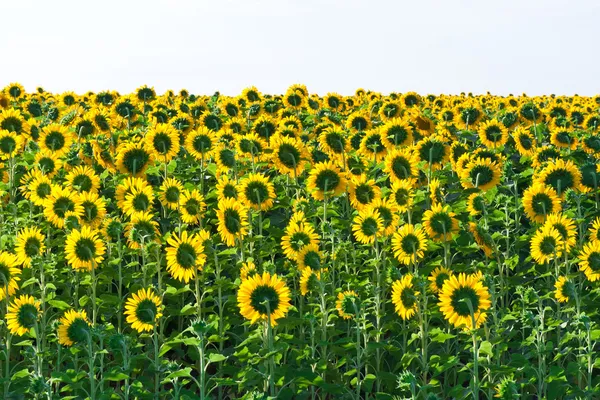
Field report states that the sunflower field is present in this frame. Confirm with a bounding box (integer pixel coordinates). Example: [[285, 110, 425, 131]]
[[0, 83, 599, 400]]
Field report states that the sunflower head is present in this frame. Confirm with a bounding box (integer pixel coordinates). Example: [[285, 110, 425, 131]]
[[6, 295, 40, 336], [336, 290, 360, 320], [554, 276, 574, 303], [125, 288, 164, 333], [438, 272, 491, 330], [58, 310, 91, 346], [238, 272, 291, 326], [352, 207, 384, 245], [391, 224, 427, 265], [391, 274, 419, 320], [428, 267, 453, 294], [423, 204, 458, 242]]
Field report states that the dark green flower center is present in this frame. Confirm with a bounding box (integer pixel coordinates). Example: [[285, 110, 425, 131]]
[[250, 285, 280, 315], [53, 197, 75, 218], [218, 148, 236, 168], [394, 188, 410, 206], [184, 198, 201, 216], [0, 264, 12, 285], [245, 181, 269, 205], [192, 134, 212, 154], [302, 250, 321, 270], [364, 134, 385, 154], [45, 131, 66, 151], [539, 236, 558, 255], [419, 141, 446, 164], [391, 156, 412, 180], [176, 242, 197, 269], [75, 238, 96, 261], [341, 294, 359, 315], [221, 184, 237, 199], [132, 193, 150, 212], [277, 143, 301, 168], [484, 125, 503, 142], [24, 237, 41, 257], [354, 184, 374, 205], [72, 174, 93, 192], [35, 183, 52, 199], [450, 286, 480, 317], [67, 317, 90, 343], [400, 287, 416, 308], [122, 148, 150, 175], [580, 164, 600, 189], [223, 209, 242, 234], [429, 212, 453, 236], [81, 202, 99, 222], [131, 221, 156, 243], [469, 165, 494, 187], [17, 304, 38, 329], [135, 299, 158, 324], [351, 116, 368, 131], [1, 117, 23, 134], [315, 169, 341, 193], [153, 133, 174, 155], [203, 114, 222, 131], [531, 193, 554, 215], [375, 206, 393, 228], [518, 134, 533, 150], [360, 217, 379, 237], [435, 273, 449, 290], [460, 108, 480, 125], [543, 169, 574, 196], [0, 136, 16, 154], [254, 121, 276, 139], [239, 138, 262, 155], [401, 233, 421, 254], [290, 232, 311, 251], [587, 252, 600, 272], [386, 125, 409, 146], [325, 132, 345, 153]]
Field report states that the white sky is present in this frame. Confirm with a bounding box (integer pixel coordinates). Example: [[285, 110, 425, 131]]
[[1, 0, 599, 96]]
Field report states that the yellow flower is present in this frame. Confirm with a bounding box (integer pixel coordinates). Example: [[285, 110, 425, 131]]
[[6, 295, 40, 336], [125, 288, 164, 333], [237, 272, 291, 326], [166, 231, 206, 283], [438, 272, 491, 330], [391, 274, 419, 320]]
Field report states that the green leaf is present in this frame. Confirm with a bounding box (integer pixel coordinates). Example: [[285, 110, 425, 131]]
[[11, 369, 30, 380], [479, 340, 493, 357], [208, 353, 227, 363], [48, 300, 71, 310]]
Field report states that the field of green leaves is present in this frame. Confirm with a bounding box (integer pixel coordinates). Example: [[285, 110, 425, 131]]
[[0, 83, 599, 399]]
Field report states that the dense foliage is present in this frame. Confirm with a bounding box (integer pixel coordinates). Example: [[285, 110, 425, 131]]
[[0, 83, 599, 399]]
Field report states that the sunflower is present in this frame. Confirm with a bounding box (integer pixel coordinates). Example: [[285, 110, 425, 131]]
[[512, 127, 537, 157], [449, 142, 469, 168], [391, 274, 419, 320], [370, 198, 400, 236], [125, 288, 164, 333], [460, 158, 502, 191], [216, 175, 239, 203], [283, 90, 307, 109], [348, 174, 381, 211], [336, 290, 360, 320], [166, 231, 206, 283], [0, 109, 30, 137], [550, 128, 578, 150], [171, 112, 194, 134], [115, 177, 148, 210], [522, 183, 562, 223], [554, 276, 572, 303], [180, 189, 206, 225], [319, 127, 349, 159], [122, 183, 155, 217], [0, 130, 24, 160], [588, 217, 600, 242], [217, 198, 249, 247], [469, 222, 494, 258], [14, 227, 46, 267], [478, 120, 508, 148], [43, 186, 83, 229], [125, 211, 160, 249], [239, 173, 276, 211], [240, 261, 258, 281], [34, 150, 62, 178], [438, 272, 491, 330], [378, 100, 401, 120], [65, 227, 106, 271], [422, 204, 459, 242], [116, 141, 154, 177], [300, 268, 321, 296], [27, 174, 54, 207], [185, 127, 216, 161], [428, 266, 453, 294], [391, 224, 428, 265], [214, 144, 238, 172], [306, 160, 347, 201], [5, 82, 25, 99], [453, 104, 483, 129], [416, 136, 449, 171], [237, 133, 267, 161], [145, 123, 180, 162], [270, 135, 308, 176], [65, 165, 100, 194], [237, 272, 291, 326], [220, 98, 240, 117], [360, 128, 389, 162], [281, 222, 320, 261], [57, 310, 91, 346], [384, 148, 419, 184], [39, 124, 73, 158], [0, 251, 20, 301], [532, 146, 562, 169], [578, 241, 600, 282], [543, 213, 576, 252], [467, 192, 486, 217], [352, 207, 384, 245], [5, 295, 40, 336], [159, 177, 184, 210], [346, 111, 371, 132], [530, 225, 564, 264], [388, 180, 415, 213], [582, 134, 600, 155], [324, 92, 343, 110], [87, 107, 112, 132], [534, 159, 582, 196]]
